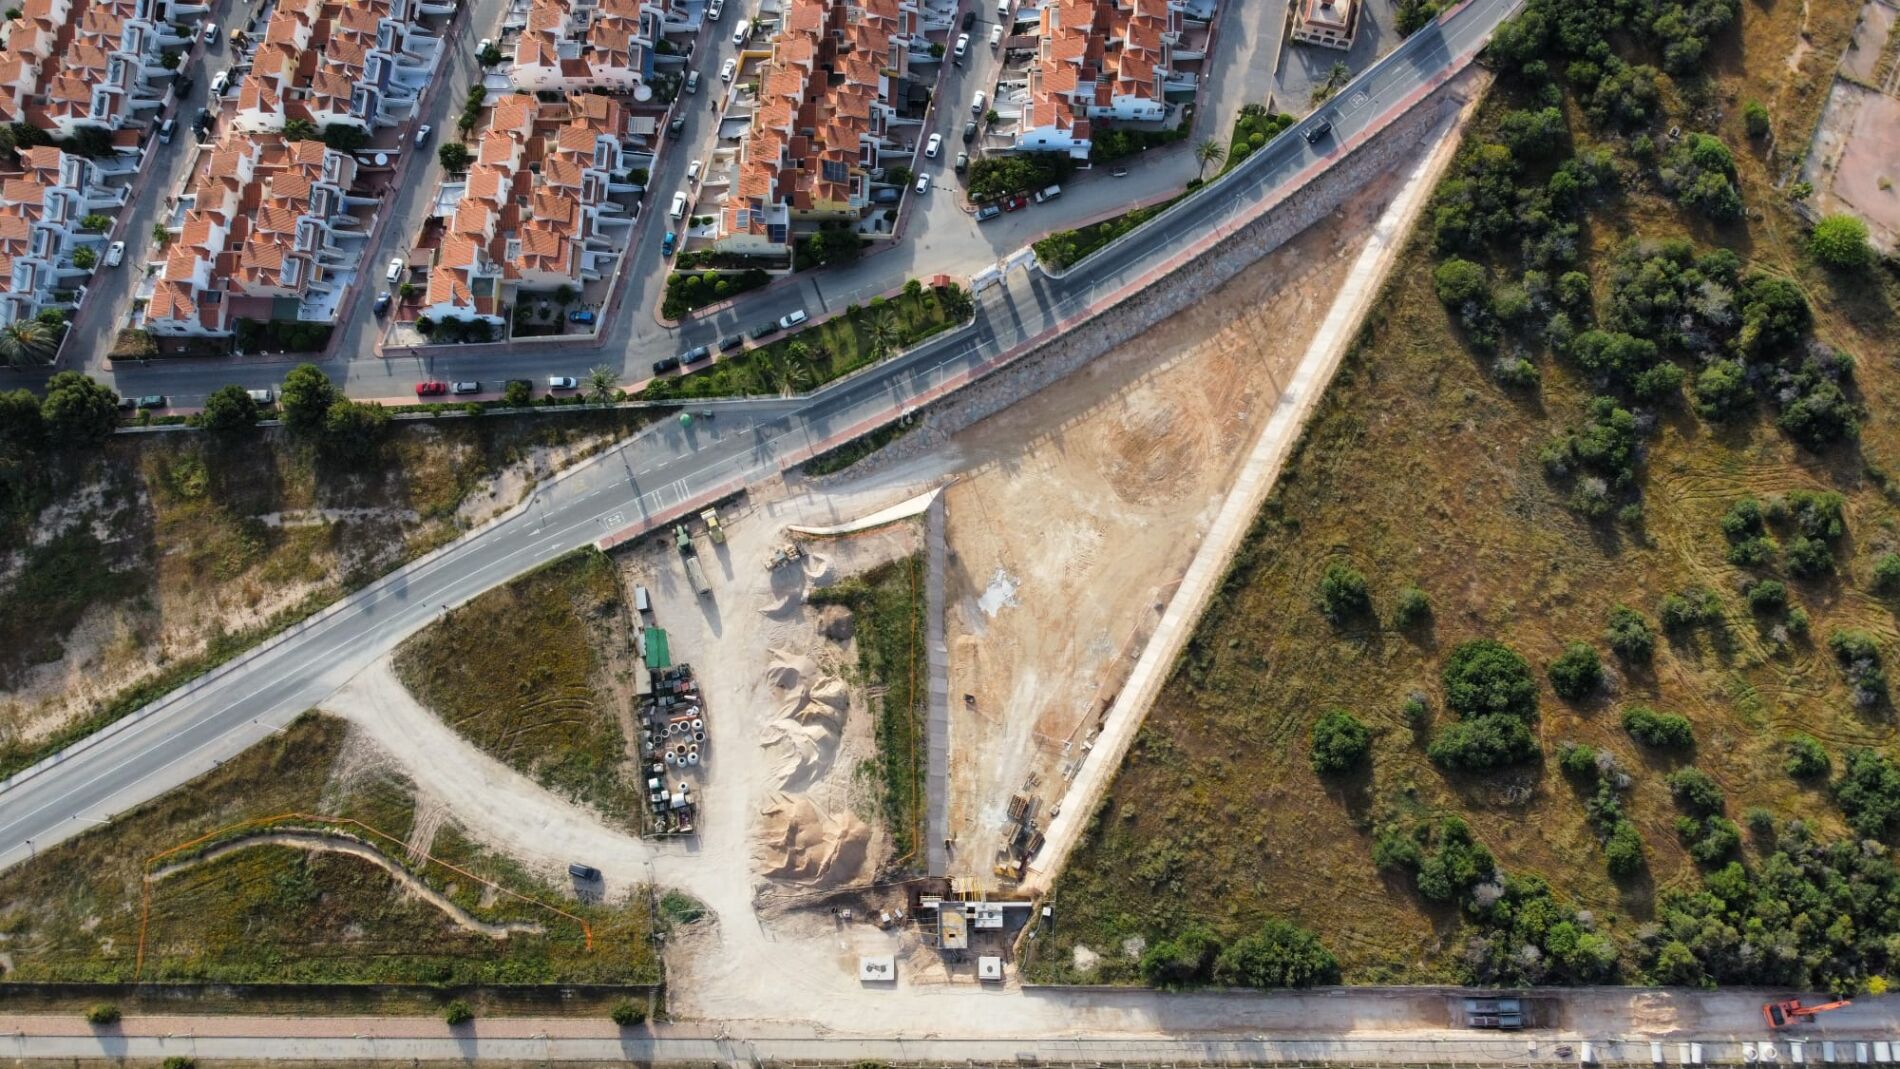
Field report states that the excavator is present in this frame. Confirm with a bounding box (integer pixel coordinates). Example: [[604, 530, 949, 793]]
[[1764, 998, 1853, 1029]]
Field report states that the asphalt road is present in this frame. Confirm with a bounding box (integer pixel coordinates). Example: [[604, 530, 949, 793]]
[[0, 0, 1514, 874]]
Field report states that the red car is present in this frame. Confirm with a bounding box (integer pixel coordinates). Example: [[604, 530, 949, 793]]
[[1003, 194, 1027, 212], [415, 380, 448, 397]]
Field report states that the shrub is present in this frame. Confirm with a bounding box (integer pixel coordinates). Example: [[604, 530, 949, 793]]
[[1744, 579, 1787, 614], [1604, 819, 1645, 877], [1558, 741, 1599, 779], [1874, 552, 1900, 593], [85, 1003, 120, 1025], [1390, 585, 1431, 628], [1138, 923, 1222, 988], [1784, 733, 1830, 779], [443, 999, 474, 1025], [1442, 639, 1538, 720], [1310, 709, 1372, 775], [609, 999, 647, 1027], [1742, 100, 1770, 138], [1372, 825, 1423, 870], [163, 1058, 197, 1069], [1659, 587, 1721, 630], [1677, 814, 1742, 863], [1660, 133, 1741, 221], [1809, 214, 1872, 270], [1829, 629, 1886, 707], [1666, 767, 1725, 816], [1604, 605, 1654, 662], [1428, 714, 1538, 770], [1836, 748, 1900, 839], [1316, 562, 1370, 622], [1622, 706, 1693, 748], [1210, 919, 1339, 988], [1401, 692, 1431, 729], [1786, 536, 1835, 578], [1547, 642, 1603, 700]]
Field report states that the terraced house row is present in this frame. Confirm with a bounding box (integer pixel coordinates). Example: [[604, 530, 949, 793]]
[[1013, 0, 1208, 157], [510, 0, 677, 94], [0, 146, 128, 328], [230, 0, 448, 135], [716, 0, 927, 257], [419, 93, 641, 329], [0, 0, 190, 138]]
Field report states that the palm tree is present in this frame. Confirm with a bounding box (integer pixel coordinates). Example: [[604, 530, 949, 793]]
[[1193, 137, 1226, 180], [585, 364, 619, 404], [939, 283, 974, 322], [1311, 61, 1351, 104], [866, 308, 902, 360], [0, 319, 55, 369]]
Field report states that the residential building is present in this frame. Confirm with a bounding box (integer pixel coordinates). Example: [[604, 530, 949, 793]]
[[508, 0, 658, 94], [145, 137, 379, 336], [1289, 0, 1357, 50], [0, 144, 125, 326], [716, 0, 921, 256], [0, 0, 190, 138], [231, 0, 442, 136], [1013, 0, 1204, 157], [420, 92, 639, 326]]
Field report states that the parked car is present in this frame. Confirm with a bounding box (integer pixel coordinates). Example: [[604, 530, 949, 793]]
[[718, 334, 746, 352], [708, 0, 725, 18], [751, 320, 781, 340], [683, 344, 712, 364], [662, 230, 678, 256], [720, 57, 736, 81], [652, 355, 682, 375], [778, 309, 809, 330], [731, 18, 748, 45], [450, 381, 481, 395], [132, 394, 166, 410], [668, 113, 686, 138], [479, 37, 493, 53], [1032, 183, 1062, 203], [953, 32, 969, 59], [1111, 166, 1129, 177], [104, 241, 125, 267], [415, 381, 448, 397], [210, 69, 231, 94], [1003, 193, 1026, 211], [975, 203, 1001, 221], [914, 172, 931, 194], [373, 291, 391, 316], [989, 22, 1004, 45], [548, 375, 580, 390], [685, 69, 701, 93], [924, 132, 942, 158], [687, 159, 703, 183], [962, 9, 978, 30], [385, 257, 404, 282], [971, 90, 987, 114], [670, 191, 689, 219], [996, 0, 1010, 17], [955, 151, 968, 172], [202, 23, 219, 45], [246, 387, 275, 405], [568, 863, 602, 882], [962, 120, 977, 143], [157, 118, 176, 144], [415, 124, 432, 145], [1304, 119, 1333, 144], [569, 309, 596, 324]]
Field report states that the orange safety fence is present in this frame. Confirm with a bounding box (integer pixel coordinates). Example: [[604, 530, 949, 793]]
[[135, 811, 594, 980]]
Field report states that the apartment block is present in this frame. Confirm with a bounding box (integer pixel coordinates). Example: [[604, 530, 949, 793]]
[[716, 0, 921, 256], [0, 0, 191, 138], [144, 137, 380, 336], [1014, 0, 1205, 157], [0, 145, 126, 326], [420, 92, 639, 327], [232, 0, 446, 136], [509, 0, 661, 94]]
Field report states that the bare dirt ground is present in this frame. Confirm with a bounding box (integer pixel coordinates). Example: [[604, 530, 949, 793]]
[[1801, 0, 1900, 252], [939, 166, 1413, 887]]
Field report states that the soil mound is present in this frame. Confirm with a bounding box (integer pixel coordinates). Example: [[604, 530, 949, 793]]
[[754, 792, 871, 887]]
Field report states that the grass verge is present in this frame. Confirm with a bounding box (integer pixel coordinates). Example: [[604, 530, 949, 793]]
[[394, 549, 640, 822], [808, 555, 927, 864], [1034, 194, 1187, 271]]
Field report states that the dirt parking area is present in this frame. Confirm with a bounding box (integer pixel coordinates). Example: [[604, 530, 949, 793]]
[[938, 167, 1411, 887]]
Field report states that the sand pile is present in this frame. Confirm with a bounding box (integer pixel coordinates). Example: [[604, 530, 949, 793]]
[[760, 650, 851, 787], [760, 718, 835, 790], [754, 791, 871, 887]]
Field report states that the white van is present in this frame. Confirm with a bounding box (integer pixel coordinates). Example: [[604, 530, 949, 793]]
[[670, 191, 688, 219], [732, 18, 749, 45], [1033, 183, 1062, 203], [970, 90, 987, 115], [210, 69, 231, 94], [996, 0, 1010, 16]]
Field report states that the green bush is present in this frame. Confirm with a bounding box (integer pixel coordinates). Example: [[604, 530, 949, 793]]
[[1441, 639, 1538, 720], [1809, 214, 1872, 270], [1558, 741, 1599, 779], [1622, 706, 1693, 748], [1836, 748, 1900, 839], [1309, 709, 1372, 775], [197, 384, 260, 439], [1666, 767, 1725, 816], [1604, 605, 1654, 662], [1786, 536, 1835, 578], [1390, 585, 1431, 628], [1873, 553, 1900, 593], [609, 999, 647, 1026], [443, 999, 474, 1025], [1742, 100, 1770, 138], [1676, 814, 1741, 863], [1828, 628, 1886, 707], [1138, 923, 1221, 988], [40, 371, 119, 447], [1784, 733, 1830, 779], [1604, 820, 1645, 877], [1428, 713, 1537, 770], [1316, 562, 1370, 622], [1210, 919, 1339, 988], [1658, 587, 1721, 630], [1745, 579, 1786, 613], [1547, 641, 1602, 700], [85, 1003, 120, 1025]]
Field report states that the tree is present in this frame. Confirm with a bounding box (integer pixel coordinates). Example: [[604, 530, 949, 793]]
[[503, 379, 532, 407], [79, 212, 111, 232], [479, 43, 505, 66], [609, 999, 646, 1027], [585, 364, 619, 404], [1316, 562, 1370, 622], [0, 386, 45, 453], [1743, 100, 1770, 138], [1604, 605, 1654, 662], [1193, 137, 1225, 180], [71, 244, 96, 270], [1604, 820, 1645, 877], [1623, 706, 1693, 748], [437, 142, 472, 171], [282, 117, 319, 142], [279, 362, 339, 433], [160, 49, 181, 70], [40, 371, 118, 446], [319, 400, 389, 460], [0, 318, 55, 368], [1835, 748, 1900, 839], [1666, 767, 1725, 816], [1310, 709, 1372, 774], [1211, 919, 1339, 988], [1808, 214, 1872, 270], [1391, 585, 1431, 628], [198, 384, 260, 439], [1547, 641, 1602, 700], [866, 308, 902, 361], [151, 222, 171, 248], [443, 999, 474, 1026], [1784, 733, 1830, 779], [1433, 257, 1489, 307], [322, 124, 371, 153], [1138, 923, 1221, 988], [1442, 639, 1538, 719], [84, 1003, 120, 1025], [1428, 713, 1537, 770]]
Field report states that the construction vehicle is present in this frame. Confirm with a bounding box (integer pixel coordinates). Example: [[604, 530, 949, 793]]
[[766, 542, 804, 571], [701, 507, 725, 544], [676, 525, 711, 597], [1764, 998, 1852, 1029]]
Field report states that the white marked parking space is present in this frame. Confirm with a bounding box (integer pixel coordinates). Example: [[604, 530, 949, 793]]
[[600, 511, 626, 528], [1347, 90, 1371, 112]]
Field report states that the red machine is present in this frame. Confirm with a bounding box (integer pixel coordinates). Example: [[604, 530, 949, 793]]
[[1764, 998, 1852, 1029]]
